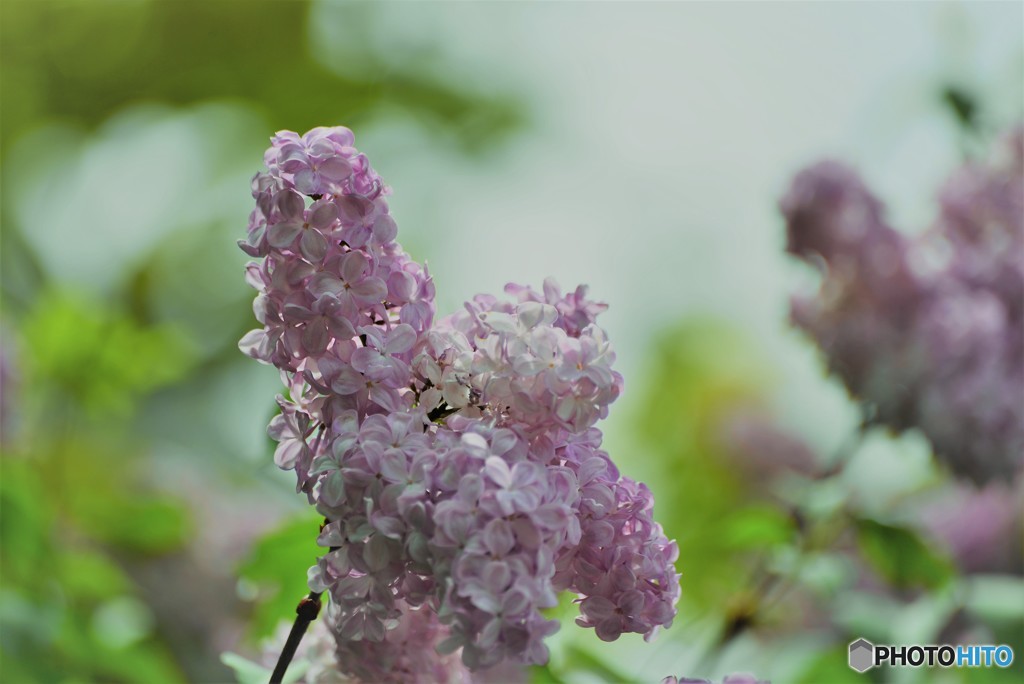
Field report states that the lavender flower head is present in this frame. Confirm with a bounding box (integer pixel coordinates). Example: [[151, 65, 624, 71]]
[[781, 126, 1024, 483], [240, 126, 679, 681]]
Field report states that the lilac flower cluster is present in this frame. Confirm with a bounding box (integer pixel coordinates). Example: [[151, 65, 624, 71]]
[[240, 127, 679, 681], [781, 126, 1024, 483]]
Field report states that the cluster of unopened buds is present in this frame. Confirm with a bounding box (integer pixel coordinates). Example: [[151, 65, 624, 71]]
[[781, 126, 1024, 483], [240, 126, 679, 682]]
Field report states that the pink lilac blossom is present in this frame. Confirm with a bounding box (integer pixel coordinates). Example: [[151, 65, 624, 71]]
[[261, 603, 470, 684], [781, 126, 1024, 483], [240, 126, 679, 681]]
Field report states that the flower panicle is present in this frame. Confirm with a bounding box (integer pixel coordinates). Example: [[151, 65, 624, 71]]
[[781, 125, 1024, 483], [241, 126, 680, 682]]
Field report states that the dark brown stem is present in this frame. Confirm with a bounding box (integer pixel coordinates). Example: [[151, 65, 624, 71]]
[[269, 518, 338, 684], [269, 592, 323, 683]]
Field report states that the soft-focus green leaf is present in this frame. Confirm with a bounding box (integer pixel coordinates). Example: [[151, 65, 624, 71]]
[[794, 646, 865, 684], [0, 0, 522, 153], [561, 644, 636, 684], [51, 439, 193, 554], [0, 459, 52, 585], [32, 609, 184, 684], [623, 321, 777, 616], [723, 504, 795, 550], [856, 518, 954, 590], [530, 662, 567, 684], [239, 512, 325, 640], [20, 290, 194, 419], [58, 549, 131, 601], [221, 651, 308, 684], [75, 494, 192, 554], [221, 652, 280, 684]]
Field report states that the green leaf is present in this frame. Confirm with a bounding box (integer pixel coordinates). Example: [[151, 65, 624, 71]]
[[722, 504, 795, 550], [239, 512, 325, 640], [856, 518, 954, 590], [615, 320, 780, 618], [221, 653, 271, 684], [0, 459, 53, 586], [77, 494, 192, 554], [561, 644, 636, 683], [529, 662, 567, 684], [55, 440, 193, 554], [57, 611, 185, 684], [220, 652, 310, 684], [795, 646, 865, 684], [20, 290, 194, 419], [58, 549, 131, 600]]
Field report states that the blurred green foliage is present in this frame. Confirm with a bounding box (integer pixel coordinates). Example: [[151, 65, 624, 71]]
[[793, 646, 864, 684], [0, 0, 522, 154], [856, 518, 955, 591], [0, 294, 193, 682], [20, 291, 194, 419], [627, 321, 782, 617]]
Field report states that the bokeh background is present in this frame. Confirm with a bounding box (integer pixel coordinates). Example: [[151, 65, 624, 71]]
[[1, 1, 1022, 683]]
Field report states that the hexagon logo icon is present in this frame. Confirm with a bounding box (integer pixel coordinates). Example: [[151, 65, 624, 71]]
[[849, 638, 875, 673]]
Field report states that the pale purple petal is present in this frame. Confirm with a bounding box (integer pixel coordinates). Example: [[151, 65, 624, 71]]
[[318, 156, 353, 182], [267, 220, 302, 248], [300, 229, 329, 262]]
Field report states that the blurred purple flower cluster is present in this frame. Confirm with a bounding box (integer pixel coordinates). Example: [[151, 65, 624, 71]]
[[240, 127, 679, 681], [662, 675, 767, 684], [781, 127, 1024, 483]]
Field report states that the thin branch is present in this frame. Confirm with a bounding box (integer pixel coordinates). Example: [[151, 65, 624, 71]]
[[269, 519, 338, 684], [269, 591, 323, 684]]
